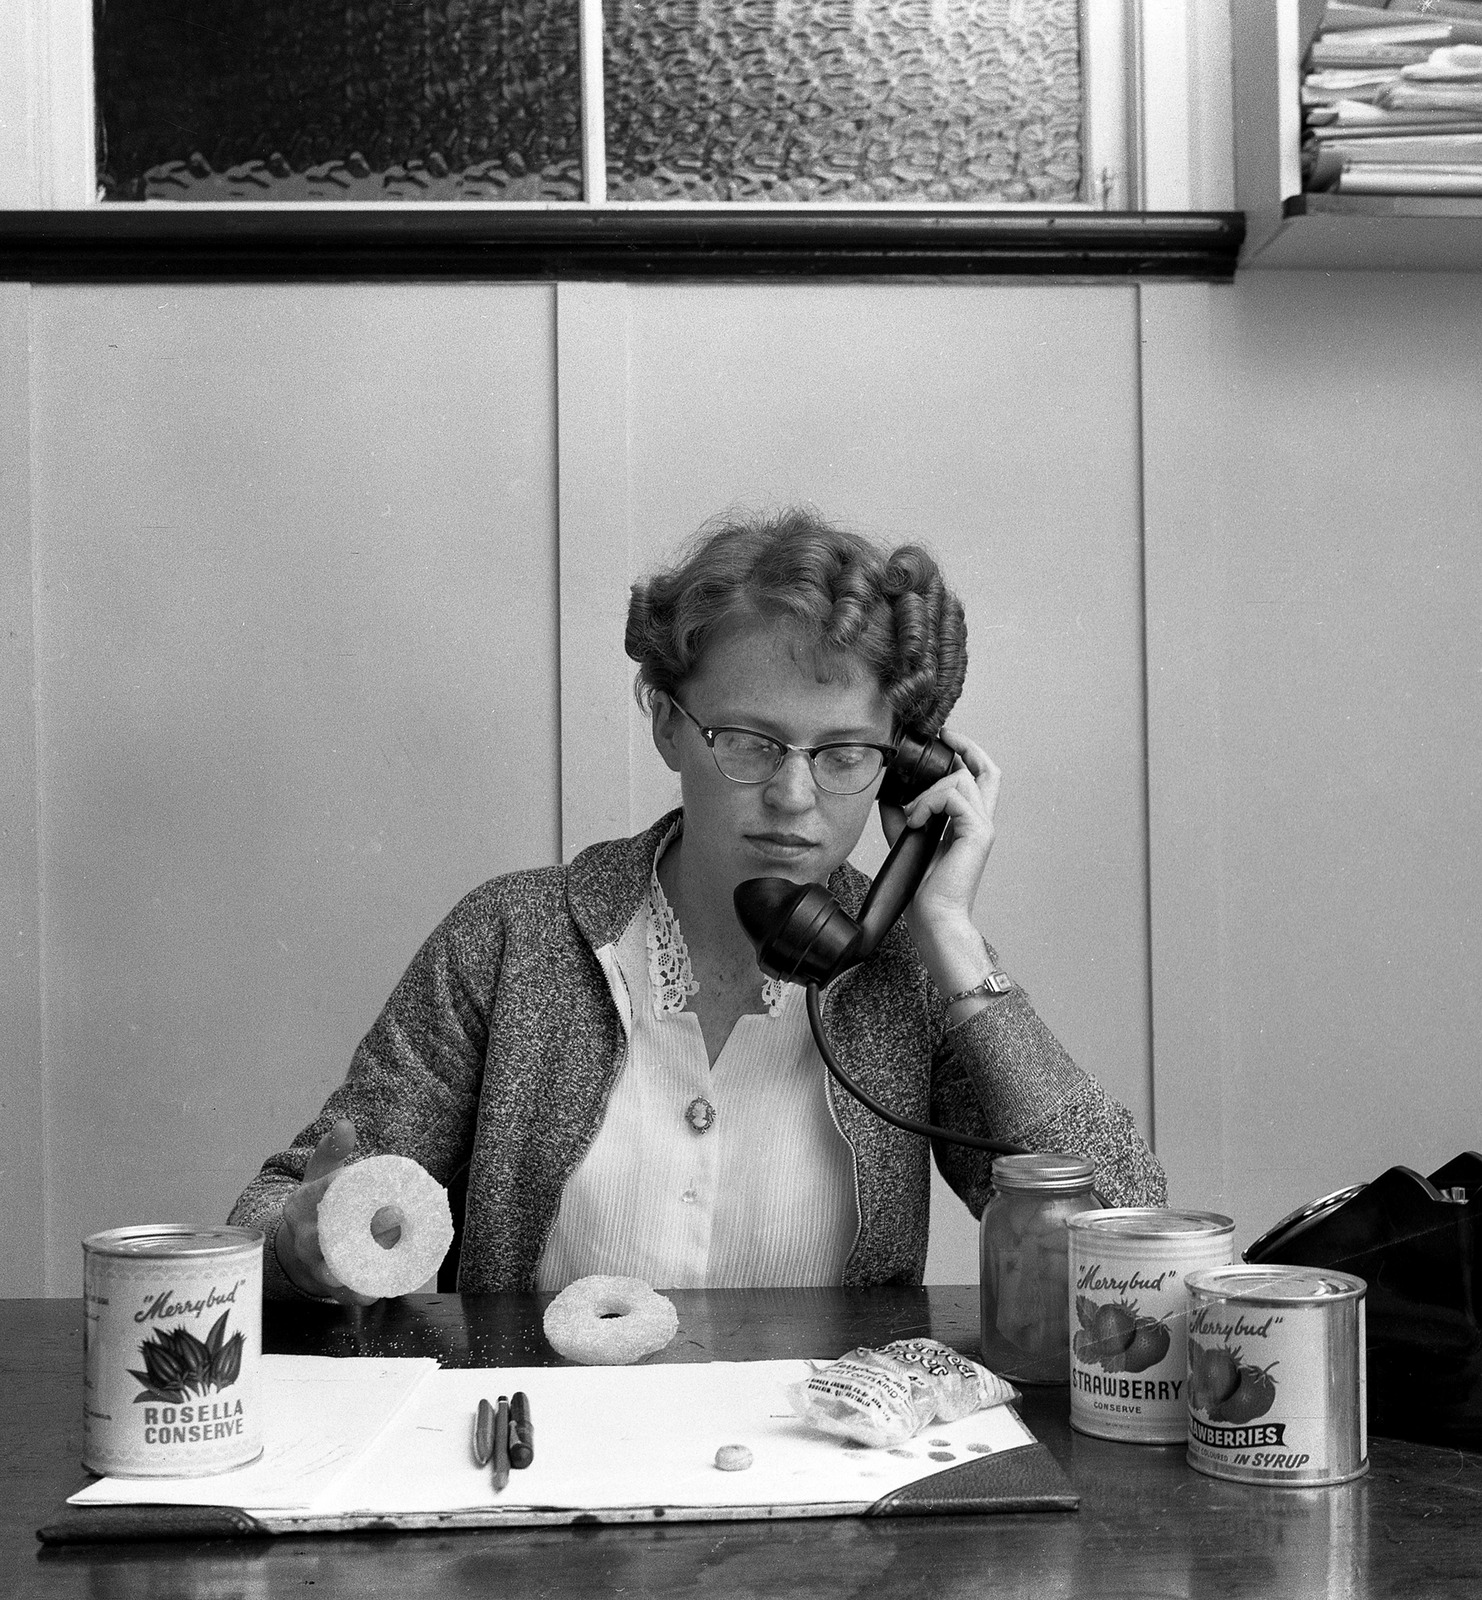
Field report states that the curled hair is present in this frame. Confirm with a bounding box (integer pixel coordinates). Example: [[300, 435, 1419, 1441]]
[[625, 507, 967, 733]]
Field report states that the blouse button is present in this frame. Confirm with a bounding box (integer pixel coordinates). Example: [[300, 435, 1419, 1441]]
[[685, 1096, 716, 1134]]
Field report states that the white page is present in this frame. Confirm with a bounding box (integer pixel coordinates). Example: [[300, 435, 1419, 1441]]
[[70, 1355, 439, 1510], [315, 1360, 1036, 1516]]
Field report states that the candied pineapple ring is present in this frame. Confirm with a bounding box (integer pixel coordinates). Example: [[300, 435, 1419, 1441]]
[[318, 1154, 455, 1299], [542, 1274, 678, 1365]]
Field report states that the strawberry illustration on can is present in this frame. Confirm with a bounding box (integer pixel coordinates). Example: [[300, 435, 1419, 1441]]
[[1187, 1337, 1278, 1422], [1074, 1294, 1172, 1374]]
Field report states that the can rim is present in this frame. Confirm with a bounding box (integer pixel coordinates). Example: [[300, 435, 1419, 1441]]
[[1184, 1263, 1366, 1301], [83, 1225, 264, 1259], [1066, 1206, 1235, 1237]]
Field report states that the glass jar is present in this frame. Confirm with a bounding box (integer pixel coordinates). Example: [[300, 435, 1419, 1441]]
[[979, 1153, 1101, 1385]]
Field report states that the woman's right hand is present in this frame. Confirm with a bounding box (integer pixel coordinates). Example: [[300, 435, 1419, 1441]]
[[273, 1117, 381, 1306]]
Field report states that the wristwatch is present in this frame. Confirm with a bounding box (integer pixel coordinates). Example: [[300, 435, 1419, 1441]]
[[944, 971, 1014, 1005]]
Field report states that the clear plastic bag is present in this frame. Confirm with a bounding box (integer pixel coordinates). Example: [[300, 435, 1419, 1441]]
[[785, 1337, 1018, 1448]]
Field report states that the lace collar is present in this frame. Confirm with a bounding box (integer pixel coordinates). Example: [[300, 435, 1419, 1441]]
[[647, 821, 789, 1019]]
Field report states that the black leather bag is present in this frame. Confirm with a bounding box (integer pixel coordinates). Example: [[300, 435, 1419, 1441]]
[[1244, 1152, 1481, 1451]]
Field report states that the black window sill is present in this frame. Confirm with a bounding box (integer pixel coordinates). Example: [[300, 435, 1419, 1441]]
[[0, 207, 1244, 282]]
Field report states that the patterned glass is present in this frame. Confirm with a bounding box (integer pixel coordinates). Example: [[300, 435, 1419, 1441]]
[[603, 0, 1085, 203], [95, 0, 582, 202]]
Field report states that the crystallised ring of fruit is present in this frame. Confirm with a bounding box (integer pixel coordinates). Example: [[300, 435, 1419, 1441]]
[[317, 1154, 455, 1300], [542, 1274, 679, 1366]]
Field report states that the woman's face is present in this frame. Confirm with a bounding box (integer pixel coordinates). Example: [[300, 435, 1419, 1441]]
[[652, 615, 895, 890]]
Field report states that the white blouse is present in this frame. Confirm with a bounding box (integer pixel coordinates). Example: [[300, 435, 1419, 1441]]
[[534, 831, 861, 1292]]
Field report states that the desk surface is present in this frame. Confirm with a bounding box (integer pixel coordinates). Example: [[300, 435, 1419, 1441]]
[[5, 1288, 1479, 1599]]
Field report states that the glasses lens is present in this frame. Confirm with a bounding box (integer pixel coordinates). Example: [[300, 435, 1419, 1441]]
[[811, 746, 886, 795], [711, 729, 785, 783]]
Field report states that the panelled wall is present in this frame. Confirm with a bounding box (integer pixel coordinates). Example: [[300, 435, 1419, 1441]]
[[3, 272, 1479, 1297]]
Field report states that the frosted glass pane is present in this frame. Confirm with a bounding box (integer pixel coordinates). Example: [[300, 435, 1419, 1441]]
[[96, 1, 582, 202], [603, 0, 1085, 203]]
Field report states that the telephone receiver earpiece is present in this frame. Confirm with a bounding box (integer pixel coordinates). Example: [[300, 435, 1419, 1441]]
[[732, 727, 958, 987]]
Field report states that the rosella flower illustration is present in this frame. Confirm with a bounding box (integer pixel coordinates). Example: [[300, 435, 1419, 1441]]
[[131, 1311, 245, 1404]]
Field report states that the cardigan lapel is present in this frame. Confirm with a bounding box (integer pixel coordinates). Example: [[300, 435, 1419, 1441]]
[[564, 808, 681, 952]]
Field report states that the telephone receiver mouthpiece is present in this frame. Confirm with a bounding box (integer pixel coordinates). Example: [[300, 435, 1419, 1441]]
[[732, 877, 862, 986]]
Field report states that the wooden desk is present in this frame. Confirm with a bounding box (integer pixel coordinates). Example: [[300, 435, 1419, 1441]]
[[5, 1289, 1478, 1598]]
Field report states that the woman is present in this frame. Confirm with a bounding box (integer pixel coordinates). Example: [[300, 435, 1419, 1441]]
[[230, 509, 1165, 1303]]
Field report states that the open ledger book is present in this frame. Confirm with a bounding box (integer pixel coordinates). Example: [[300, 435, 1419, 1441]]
[[48, 1354, 1077, 1541]]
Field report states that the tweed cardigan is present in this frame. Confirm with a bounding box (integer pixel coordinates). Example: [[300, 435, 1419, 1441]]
[[230, 809, 1166, 1294]]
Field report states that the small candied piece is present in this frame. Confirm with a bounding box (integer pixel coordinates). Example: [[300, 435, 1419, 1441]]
[[991, 1250, 1031, 1343], [714, 1444, 753, 1472]]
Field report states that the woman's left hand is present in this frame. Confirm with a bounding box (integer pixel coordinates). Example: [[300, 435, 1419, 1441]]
[[879, 727, 1001, 986]]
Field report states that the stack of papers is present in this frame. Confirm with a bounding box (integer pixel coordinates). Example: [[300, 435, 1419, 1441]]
[[1303, 2, 1482, 195]]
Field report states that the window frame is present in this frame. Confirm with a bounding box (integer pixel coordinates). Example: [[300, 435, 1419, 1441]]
[[0, 0, 1240, 278]]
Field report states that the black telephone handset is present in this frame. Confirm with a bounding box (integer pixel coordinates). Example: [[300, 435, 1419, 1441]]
[[733, 729, 1023, 1156]]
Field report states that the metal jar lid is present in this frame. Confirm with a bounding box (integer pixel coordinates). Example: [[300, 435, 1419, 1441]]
[[82, 1225, 264, 1259], [990, 1153, 1096, 1193]]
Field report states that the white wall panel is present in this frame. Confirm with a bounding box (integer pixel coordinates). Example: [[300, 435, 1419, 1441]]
[[1141, 283, 1232, 1221], [1207, 271, 1482, 1244], [0, 285, 44, 1295], [1144, 272, 1482, 1250], [28, 285, 560, 1293]]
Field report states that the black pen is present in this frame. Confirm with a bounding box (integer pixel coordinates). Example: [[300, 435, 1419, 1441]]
[[492, 1394, 511, 1492], [509, 1390, 534, 1469]]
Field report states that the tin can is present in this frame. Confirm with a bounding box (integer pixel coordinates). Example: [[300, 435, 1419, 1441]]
[[82, 1225, 263, 1477], [1185, 1264, 1367, 1486], [1066, 1208, 1234, 1443]]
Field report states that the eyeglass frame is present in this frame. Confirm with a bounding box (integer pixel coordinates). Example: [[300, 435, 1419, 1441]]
[[665, 695, 898, 796]]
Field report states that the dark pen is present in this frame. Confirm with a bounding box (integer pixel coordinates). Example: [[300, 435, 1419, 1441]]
[[509, 1390, 534, 1469], [492, 1394, 511, 1492]]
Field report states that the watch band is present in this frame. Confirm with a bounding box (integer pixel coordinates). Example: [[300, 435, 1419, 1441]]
[[944, 971, 1014, 1005]]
